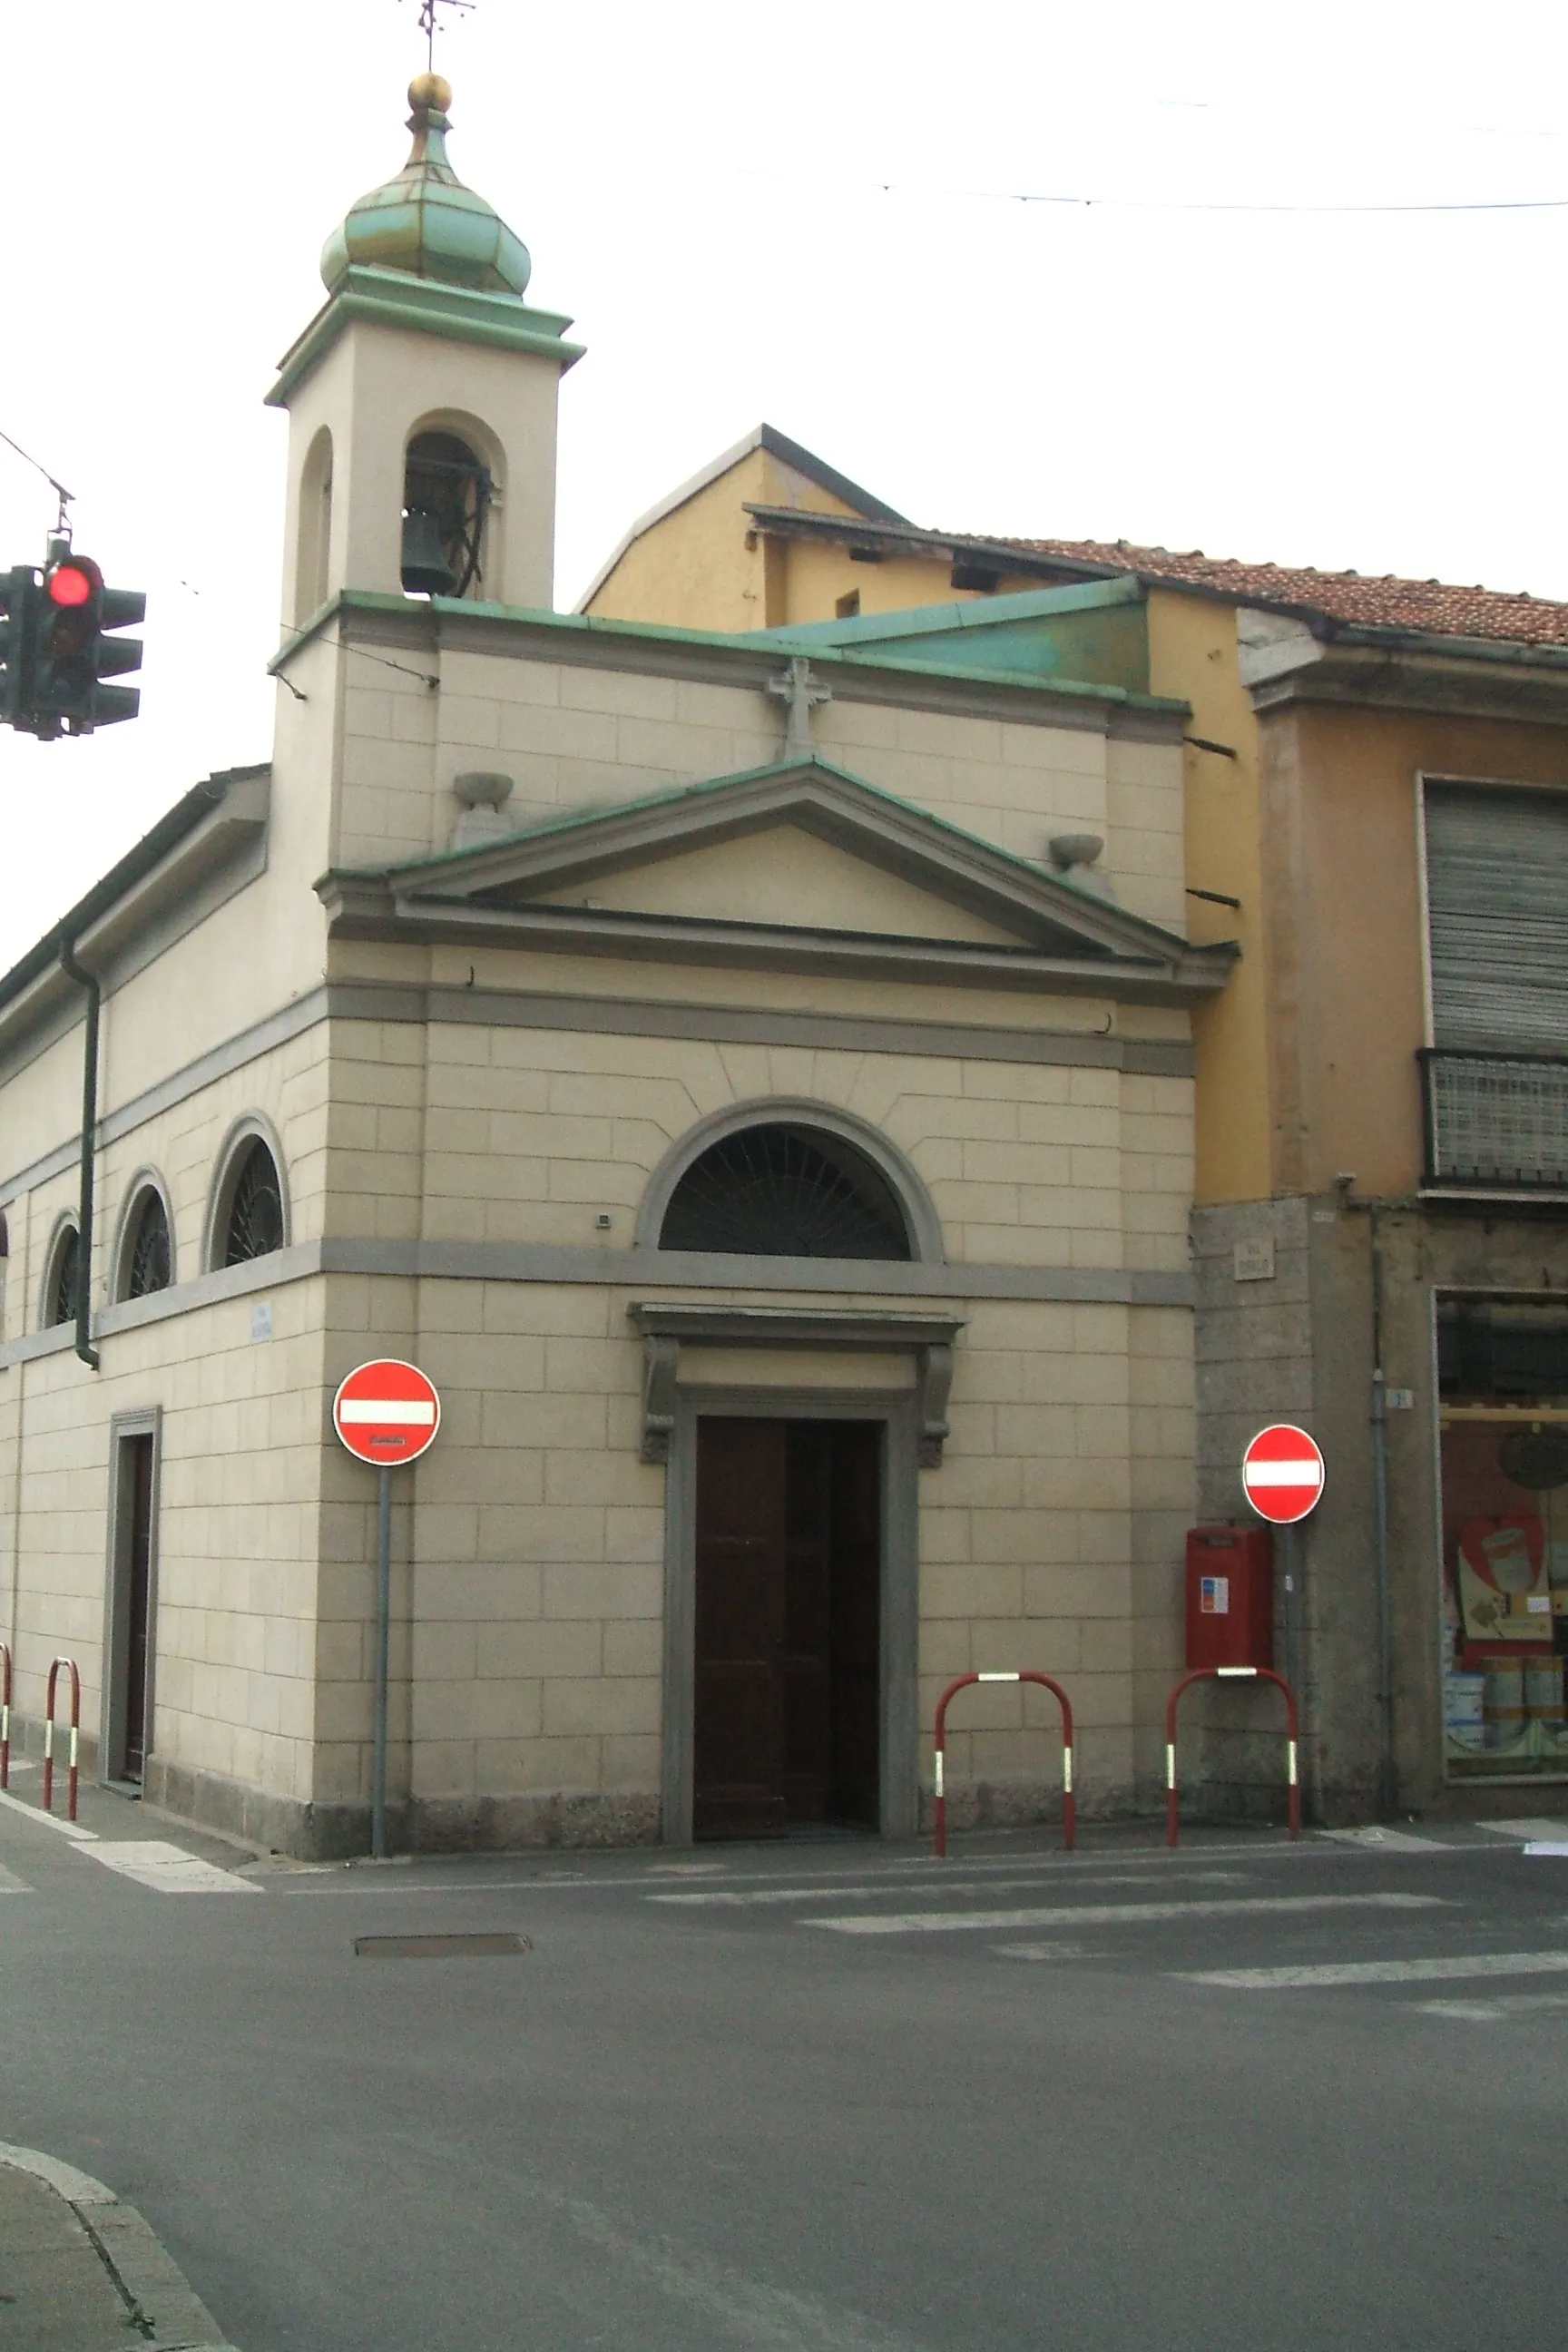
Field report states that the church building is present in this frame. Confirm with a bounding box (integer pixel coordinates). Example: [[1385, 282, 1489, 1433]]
[[0, 77, 1229, 1855]]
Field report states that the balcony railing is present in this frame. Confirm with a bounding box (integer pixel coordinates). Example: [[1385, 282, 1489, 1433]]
[[1417, 1049, 1568, 1192]]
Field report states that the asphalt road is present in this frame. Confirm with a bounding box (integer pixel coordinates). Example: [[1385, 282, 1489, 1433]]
[[2, 1779, 1566, 2351]]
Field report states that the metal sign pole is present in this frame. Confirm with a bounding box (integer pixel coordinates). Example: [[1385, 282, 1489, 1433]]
[[372, 1465, 392, 1859], [1282, 1521, 1299, 1698], [334, 1358, 440, 1862]]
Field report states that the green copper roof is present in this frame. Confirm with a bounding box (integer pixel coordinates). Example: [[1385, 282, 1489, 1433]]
[[321, 74, 531, 298]]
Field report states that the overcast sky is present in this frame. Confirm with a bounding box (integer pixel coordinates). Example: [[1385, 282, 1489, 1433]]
[[3, 0, 1565, 973]]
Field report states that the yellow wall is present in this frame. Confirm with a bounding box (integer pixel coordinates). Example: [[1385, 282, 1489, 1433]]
[[776, 536, 1040, 625], [1143, 591, 1272, 1205], [1259, 705, 1568, 1197], [584, 446, 1037, 632], [585, 444, 772, 631]]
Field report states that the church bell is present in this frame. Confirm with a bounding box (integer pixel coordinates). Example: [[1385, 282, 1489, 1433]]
[[400, 507, 456, 598]]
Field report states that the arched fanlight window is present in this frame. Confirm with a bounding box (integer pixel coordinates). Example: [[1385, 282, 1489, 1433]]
[[122, 1189, 172, 1300], [222, 1141, 285, 1267], [401, 429, 491, 599], [46, 1225, 80, 1328], [659, 1123, 913, 1260]]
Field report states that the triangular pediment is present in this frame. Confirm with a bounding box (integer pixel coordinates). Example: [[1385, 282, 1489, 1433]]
[[323, 759, 1234, 1004], [532, 820, 1024, 947], [386, 760, 1177, 956]]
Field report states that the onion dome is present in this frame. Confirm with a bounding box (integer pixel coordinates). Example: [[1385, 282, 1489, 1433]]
[[320, 75, 532, 299]]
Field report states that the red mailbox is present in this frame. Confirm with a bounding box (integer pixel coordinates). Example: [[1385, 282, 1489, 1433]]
[[1185, 1524, 1274, 1671]]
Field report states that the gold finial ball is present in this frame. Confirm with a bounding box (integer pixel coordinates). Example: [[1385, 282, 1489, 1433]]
[[408, 71, 452, 113]]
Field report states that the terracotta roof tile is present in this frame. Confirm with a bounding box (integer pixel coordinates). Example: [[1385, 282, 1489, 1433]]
[[988, 533, 1568, 648]]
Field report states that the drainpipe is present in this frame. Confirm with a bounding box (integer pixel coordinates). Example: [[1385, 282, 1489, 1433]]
[[1338, 1181, 1399, 1818], [1367, 1203, 1395, 1815], [56, 940, 100, 1372]]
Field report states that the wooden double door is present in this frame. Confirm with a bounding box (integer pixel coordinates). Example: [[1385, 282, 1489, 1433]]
[[693, 1417, 881, 1840]]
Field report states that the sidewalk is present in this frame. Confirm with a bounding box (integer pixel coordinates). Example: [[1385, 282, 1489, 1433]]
[[0, 2143, 238, 2351]]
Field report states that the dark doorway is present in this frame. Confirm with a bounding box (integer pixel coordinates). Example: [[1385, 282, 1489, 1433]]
[[693, 1418, 880, 1839], [113, 1432, 156, 1782]]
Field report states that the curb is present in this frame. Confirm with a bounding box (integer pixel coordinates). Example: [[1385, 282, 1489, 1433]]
[[0, 2141, 240, 2349]]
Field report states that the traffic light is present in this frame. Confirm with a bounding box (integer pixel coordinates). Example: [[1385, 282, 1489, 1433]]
[[0, 567, 38, 726], [31, 550, 144, 737]]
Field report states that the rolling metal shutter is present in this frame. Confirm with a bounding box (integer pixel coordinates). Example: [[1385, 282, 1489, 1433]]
[[1423, 780, 1568, 1051]]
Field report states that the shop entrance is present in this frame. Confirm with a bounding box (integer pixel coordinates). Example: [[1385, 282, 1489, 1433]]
[[692, 1416, 880, 1839], [1439, 1298, 1568, 1779]]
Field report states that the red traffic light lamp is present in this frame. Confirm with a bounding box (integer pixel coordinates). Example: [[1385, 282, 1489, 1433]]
[[45, 557, 94, 610], [30, 548, 143, 737]]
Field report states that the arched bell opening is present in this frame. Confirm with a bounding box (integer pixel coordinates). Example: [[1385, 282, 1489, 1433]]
[[294, 425, 334, 622], [401, 427, 491, 599]]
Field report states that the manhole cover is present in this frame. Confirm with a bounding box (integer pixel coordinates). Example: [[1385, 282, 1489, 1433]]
[[354, 1932, 533, 1959]]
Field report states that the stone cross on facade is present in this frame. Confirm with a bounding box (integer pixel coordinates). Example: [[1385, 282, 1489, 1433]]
[[767, 657, 832, 761]]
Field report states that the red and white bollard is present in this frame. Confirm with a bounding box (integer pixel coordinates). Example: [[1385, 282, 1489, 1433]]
[[933, 1670, 1076, 1857], [1165, 1663, 1300, 1848], [42, 1657, 81, 1822], [0, 1642, 10, 1790]]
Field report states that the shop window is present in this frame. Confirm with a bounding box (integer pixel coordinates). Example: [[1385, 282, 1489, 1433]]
[[659, 1122, 912, 1260], [1438, 1296, 1568, 1779]]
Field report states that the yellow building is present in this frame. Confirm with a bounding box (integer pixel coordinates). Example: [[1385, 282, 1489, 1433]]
[[585, 430, 1568, 1818]]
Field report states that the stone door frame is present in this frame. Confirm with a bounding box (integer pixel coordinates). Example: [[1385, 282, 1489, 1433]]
[[662, 1382, 923, 1846]]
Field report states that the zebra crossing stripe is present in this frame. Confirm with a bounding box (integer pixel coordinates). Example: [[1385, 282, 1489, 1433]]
[[86, 1841, 260, 1894], [1181, 1950, 1568, 1990], [802, 1893, 1445, 1936]]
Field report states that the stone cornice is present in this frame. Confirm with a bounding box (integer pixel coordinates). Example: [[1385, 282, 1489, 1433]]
[[628, 1301, 965, 1466], [1243, 632, 1568, 724], [321, 882, 1230, 1005], [266, 265, 583, 407], [270, 592, 1190, 740], [0, 1242, 1192, 1374]]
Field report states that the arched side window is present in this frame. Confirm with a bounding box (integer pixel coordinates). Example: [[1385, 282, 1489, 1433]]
[[220, 1139, 286, 1267], [401, 428, 491, 600], [660, 1122, 915, 1260], [44, 1222, 80, 1329], [206, 1122, 289, 1274], [118, 1185, 173, 1302]]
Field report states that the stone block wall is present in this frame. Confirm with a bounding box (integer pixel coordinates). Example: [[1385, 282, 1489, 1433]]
[[334, 642, 1189, 932]]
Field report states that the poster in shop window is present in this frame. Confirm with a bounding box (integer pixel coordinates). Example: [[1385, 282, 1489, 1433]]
[[1455, 1514, 1553, 1645]]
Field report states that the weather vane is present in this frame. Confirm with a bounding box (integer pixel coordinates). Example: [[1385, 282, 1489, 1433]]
[[408, 0, 475, 72]]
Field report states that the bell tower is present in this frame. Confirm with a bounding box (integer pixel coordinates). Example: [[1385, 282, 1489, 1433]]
[[267, 73, 583, 625]]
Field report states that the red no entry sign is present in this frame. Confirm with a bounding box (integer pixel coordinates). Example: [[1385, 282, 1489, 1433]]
[[1242, 1423, 1325, 1525], [333, 1358, 441, 1466]]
